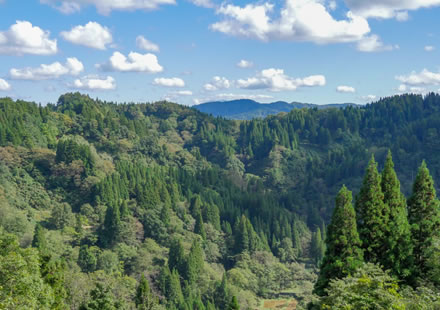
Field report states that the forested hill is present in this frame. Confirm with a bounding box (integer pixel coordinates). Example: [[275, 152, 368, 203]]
[[193, 99, 356, 120], [1, 92, 440, 309]]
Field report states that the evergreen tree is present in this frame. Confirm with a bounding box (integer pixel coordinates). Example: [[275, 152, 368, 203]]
[[160, 203, 171, 228], [408, 161, 440, 278], [78, 245, 97, 273], [32, 223, 47, 251], [80, 283, 117, 310], [311, 228, 325, 265], [100, 203, 122, 247], [214, 273, 229, 310], [381, 151, 413, 280], [158, 265, 172, 296], [227, 296, 240, 310], [185, 239, 204, 284], [167, 269, 184, 307], [315, 186, 364, 296], [292, 222, 302, 257], [135, 274, 157, 310], [234, 216, 249, 254], [194, 208, 206, 240], [169, 239, 186, 276], [355, 156, 388, 264]]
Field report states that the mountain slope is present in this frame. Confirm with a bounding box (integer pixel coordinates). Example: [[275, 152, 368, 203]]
[[1, 92, 440, 309], [193, 99, 356, 119]]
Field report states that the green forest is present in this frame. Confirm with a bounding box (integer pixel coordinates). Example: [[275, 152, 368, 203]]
[[1, 92, 440, 309]]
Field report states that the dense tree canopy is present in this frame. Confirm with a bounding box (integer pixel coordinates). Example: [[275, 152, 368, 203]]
[[1, 92, 440, 308]]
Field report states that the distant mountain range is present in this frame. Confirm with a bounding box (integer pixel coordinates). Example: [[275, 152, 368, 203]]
[[193, 99, 357, 120]]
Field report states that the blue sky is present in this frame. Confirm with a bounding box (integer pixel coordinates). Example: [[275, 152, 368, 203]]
[[0, 0, 440, 105]]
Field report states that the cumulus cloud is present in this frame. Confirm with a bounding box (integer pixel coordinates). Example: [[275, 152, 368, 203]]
[[10, 57, 84, 80], [41, 0, 176, 15], [73, 75, 116, 90], [345, 0, 440, 20], [0, 20, 57, 55], [237, 60, 253, 68], [237, 68, 325, 91], [204, 76, 231, 91], [395, 11, 409, 21], [0, 79, 11, 91], [188, 0, 214, 8], [100, 51, 163, 73], [328, 1, 337, 11], [425, 45, 435, 52], [398, 84, 427, 94], [336, 85, 356, 93], [356, 34, 397, 52], [153, 77, 185, 87], [176, 90, 193, 96], [136, 35, 159, 52], [396, 69, 440, 86], [60, 22, 112, 50], [211, 0, 370, 44], [360, 94, 377, 101]]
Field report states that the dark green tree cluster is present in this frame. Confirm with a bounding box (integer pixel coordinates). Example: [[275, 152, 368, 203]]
[[56, 139, 95, 175], [3, 92, 440, 309], [316, 153, 440, 297]]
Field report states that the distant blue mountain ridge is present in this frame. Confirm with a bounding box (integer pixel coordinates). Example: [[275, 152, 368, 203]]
[[193, 99, 357, 120]]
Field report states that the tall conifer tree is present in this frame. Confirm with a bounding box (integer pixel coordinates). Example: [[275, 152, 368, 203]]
[[355, 155, 388, 264], [381, 151, 413, 280], [408, 161, 440, 278], [314, 186, 363, 296], [135, 274, 156, 310]]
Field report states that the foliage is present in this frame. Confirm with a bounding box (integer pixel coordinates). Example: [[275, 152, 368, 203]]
[[314, 186, 363, 295]]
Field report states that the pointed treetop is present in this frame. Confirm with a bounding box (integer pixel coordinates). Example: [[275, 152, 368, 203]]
[[355, 154, 387, 264], [314, 185, 363, 295]]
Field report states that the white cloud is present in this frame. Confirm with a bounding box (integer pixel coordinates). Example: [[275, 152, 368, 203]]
[[204, 76, 231, 91], [211, 0, 370, 44], [356, 34, 397, 52], [136, 36, 159, 52], [336, 85, 356, 93], [328, 1, 337, 11], [360, 94, 377, 101], [398, 84, 407, 92], [41, 0, 176, 15], [237, 59, 253, 68], [188, 0, 214, 8], [396, 69, 440, 86], [395, 11, 409, 21], [10, 57, 83, 80], [237, 68, 325, 91], [0, 20, 57, 55], [57, 1, 81, 13], [73, 75, 116, 90], [0, 79, 11, 91], [100, 51, 163, 73], [176, 90, 193, 96], [397, 84, 428, 94], [345, 0, 440, 20], [153, 77, 185, 87], [425, 45, 435, 52], [60, 22, 112, 50]]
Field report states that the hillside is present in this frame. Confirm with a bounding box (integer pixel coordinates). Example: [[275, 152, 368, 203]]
[[1, 92, 440, 309], [193, 99, 356, 120]]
